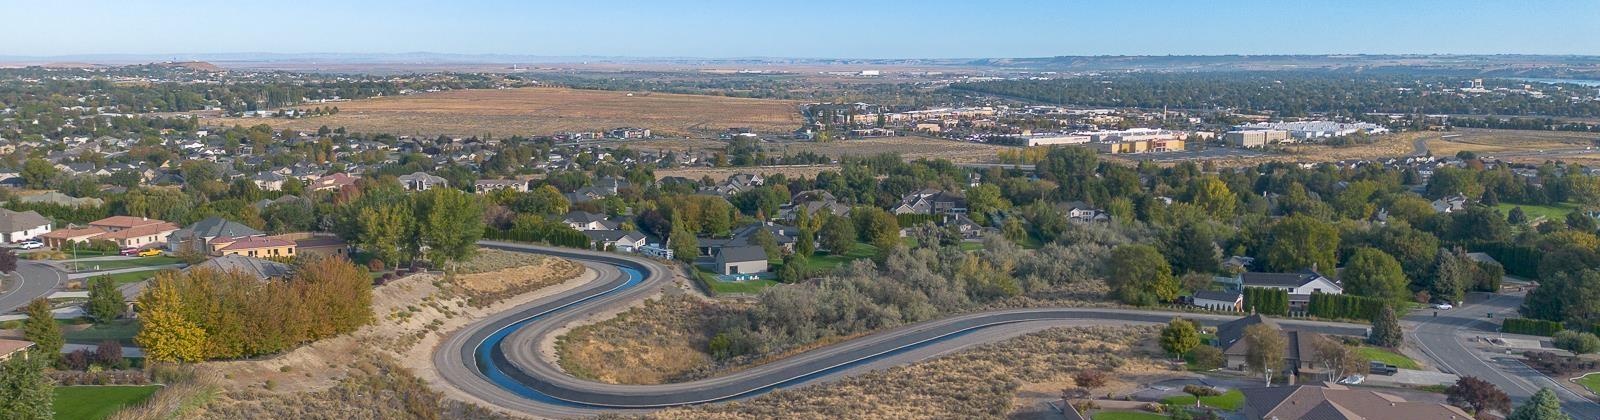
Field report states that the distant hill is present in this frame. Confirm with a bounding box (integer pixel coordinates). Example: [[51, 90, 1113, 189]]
[[154, 61, 223, 72]]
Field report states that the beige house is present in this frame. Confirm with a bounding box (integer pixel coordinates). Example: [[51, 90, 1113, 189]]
[[211, 236, 297, 258]]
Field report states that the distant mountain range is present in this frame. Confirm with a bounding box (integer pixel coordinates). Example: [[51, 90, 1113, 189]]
[[2, 53, 1597, 79]]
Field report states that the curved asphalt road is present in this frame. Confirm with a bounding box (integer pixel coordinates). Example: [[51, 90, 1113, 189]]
[[0, 261, 66, 314], [434, 241, 1369, 417]]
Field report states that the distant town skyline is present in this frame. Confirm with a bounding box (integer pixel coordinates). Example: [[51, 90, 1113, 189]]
[[5, 0, 1600, 58]]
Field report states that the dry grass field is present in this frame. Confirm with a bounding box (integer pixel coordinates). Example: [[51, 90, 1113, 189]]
[[555, 294, 736, 385], [205, 87, 803, 137], [644, 325, 1168, 419], [1423, 128, 1597, 156], [654, 165, 842, 181]]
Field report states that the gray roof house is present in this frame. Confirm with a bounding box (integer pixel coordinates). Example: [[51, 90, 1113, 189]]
[[714, 245, 769, 276], [397, 172, 448, 191], [167, 217, 264, 253], [190, 255, 295, 281], [0, 209, 52, 243]]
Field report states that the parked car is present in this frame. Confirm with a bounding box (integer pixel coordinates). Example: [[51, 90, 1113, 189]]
[[1433, 302, 1454, 310], [137, 249, 163, 257], [118, 248, 140, 256], [1337, 374, 1366, 385], [15, 240, 42, 250], [1369, 361, 1398, 376]]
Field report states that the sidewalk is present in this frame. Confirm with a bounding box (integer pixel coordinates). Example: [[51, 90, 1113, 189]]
[[67, 264, 184, 280]]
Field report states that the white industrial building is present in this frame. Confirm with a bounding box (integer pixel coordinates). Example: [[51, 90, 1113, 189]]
[[1234, 121, 1389, 140]]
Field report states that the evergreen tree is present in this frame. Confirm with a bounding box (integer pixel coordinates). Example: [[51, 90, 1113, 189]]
[[20, 299, 61, 356], [1160, 318, 1200, 358], [1505, 388, 1569, 420], [0, 352, 53, 420], [87, 275, 124, 322], [1368, 304, 1403, 347], [1508, 207, 1527, 224]]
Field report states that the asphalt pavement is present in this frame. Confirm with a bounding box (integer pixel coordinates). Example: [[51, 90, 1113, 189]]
[[0, 261, 66, 314], [1408, 293, 1600, 419]]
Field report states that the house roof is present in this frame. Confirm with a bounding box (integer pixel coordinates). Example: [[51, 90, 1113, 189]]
[[0, 338, 34, 357], [190, 255, 294, 280], [97, 222, 179, 240], [41, 226, 107, 239], [1215, 314, 1277, 354], [716, 245, 767, 263], [1193, 290, 1241, 302], [1241, 384, 1472, 420], [184, 217, 263, 239], [0, 209, 51, 233], [563, 211, 611, 223], [1241, 268, 1330, 288], [216, 236, 295, 251], [90, 216, 167, 230]]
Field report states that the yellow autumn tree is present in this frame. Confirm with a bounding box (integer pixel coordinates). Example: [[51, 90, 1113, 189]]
[[134, 277, 207, 363]]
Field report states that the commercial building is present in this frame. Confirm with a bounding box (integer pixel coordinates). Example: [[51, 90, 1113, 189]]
[[1018, 133, 1091, 147], [1234, 121, 1389, 140], [1224, 129, 1290, 148]]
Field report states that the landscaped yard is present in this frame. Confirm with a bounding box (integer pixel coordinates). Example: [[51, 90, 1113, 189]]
[[63, 319, 141, 346], [1161, 389, 1245, 410], [1576, 372, 1600, 396], [804, 242, 880, 272], [694, 267, 780, 295], [54, 385, 162, 420], [1090, 411, 1168, 420], [96, 269, 172, 285], [1496, 202, 1582, 223], [68, 256, 182, 272], [1357, 346, 1420, 370]]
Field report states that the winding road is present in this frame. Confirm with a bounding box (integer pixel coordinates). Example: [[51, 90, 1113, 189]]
[[0, 261, 66, 314], [433, 241, 1369, 417]]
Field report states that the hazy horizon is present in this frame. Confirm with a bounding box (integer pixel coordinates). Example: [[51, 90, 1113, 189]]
[[5, 0, 1600, 58]]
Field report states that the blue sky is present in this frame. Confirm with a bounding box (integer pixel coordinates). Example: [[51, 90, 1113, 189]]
[[4, 0, 1599, 58]]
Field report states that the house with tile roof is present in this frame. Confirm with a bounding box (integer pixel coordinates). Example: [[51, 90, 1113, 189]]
[[1239, 383, 1471, 420]]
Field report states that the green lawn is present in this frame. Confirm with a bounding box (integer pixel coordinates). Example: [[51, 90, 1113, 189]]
[[54, 385, 162, 420], [694, 268, 780, 295], [69, 256, 182, 272], [805, 242, 880, 272], [1091, 411, 1168, 420], [1577, 373, 1600, 396], [63, 319, 142, 346], [1496, 202, 1582, 223], [95, 269, 173, 285], [1357, 346, 1421, 370], [1161, 389, 1245, 410]]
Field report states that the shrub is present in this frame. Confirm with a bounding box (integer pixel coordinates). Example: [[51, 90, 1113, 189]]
[[1523, 351, 1597, 375], [1074, 370, 1108, 388], [1183, 384, 1222, 397], [1502, 318, 1564, 336], [1553, 331, 1600, 354], [1187, 345, 1225, 370]]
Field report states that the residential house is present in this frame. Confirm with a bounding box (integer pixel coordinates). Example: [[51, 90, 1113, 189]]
[[190, 255, 295, 281], [475, 179, 528, 193], [778, 190, 851, 220], [1191, 290, 1243, 312], [310, 173, 359, 191], [1061, 201, 1109, 223], [562, 211, 619, 231], [397, 172, 447, 191], [1214, 314, 1334, 376], [698, 223, 800, 256], [211, 236, 296, 258], [1239, 268, 1342, 310], [0, 338, 34, 361], [0, 209, 51, 243], [892, 189, 967, 215], [1239, 383, 1472, 420], [252, 172, 287, 191], [18, 191, 104, 208], [167, 217, 264, 254], [582, 230, 647, 252], [714, 245, 769, 275], [1430, 194, 1470, 213], [270, 232, 348, 257]]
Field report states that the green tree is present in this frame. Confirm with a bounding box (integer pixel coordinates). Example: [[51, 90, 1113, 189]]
[[1263, 215, 1339, 272], [669, 224, 699, 264], [417, 188, 485, 267], [357, 203, 416, 266], [795, 228, 815, 257], [20, 299, 61, 356], [133, 278, 207, 363], [1505, 388, 1569, 420], [87, 275, 124, 322], [1109, 244, 1179, 305], [1368, 304, 1403, 347], [0, 352, 53, 420], [819, 215, 855, 254], [19, 158, 57, 189], [1160, 317, 1200, 358], [1191, 176, 1237, 219], [965, 184, 1010, 225], [1244, 323, 1286, 377], [1342, 248, 1409, 302]]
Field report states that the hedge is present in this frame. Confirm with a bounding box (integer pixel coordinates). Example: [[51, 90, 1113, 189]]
[[1307, 293, 1385, 321], [1502, 317, 1564, 336], [896, 213, 939, 227], [483, 223, 591, 249], [1243, 287, 1288, 316], [1474, 243, 1541, 279]]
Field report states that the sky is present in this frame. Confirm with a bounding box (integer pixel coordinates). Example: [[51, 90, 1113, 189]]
[[4, 0, 1600, 58]]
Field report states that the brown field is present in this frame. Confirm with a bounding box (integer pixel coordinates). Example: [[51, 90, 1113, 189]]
[[1423, 128, 1597, 157], [771, 136, 1008, 163], [555, 294, 733, 385], [205, 87, 803, 138]]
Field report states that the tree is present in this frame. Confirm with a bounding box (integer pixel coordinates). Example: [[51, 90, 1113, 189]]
[[0, 351, 52, 420], [134, 278, 207, 363], [1263, 215, 1339, 272], [819, 215, 855, 254], [1505, 388, 1569, 420], [1568, 211, 1598, 233], [1192, 176, 1237, 219], [794, 228, 815, 257], [669, 224, 699, 264], [965, 184, 1010, 225], [1311, 334, 1362, 380], [416, 188, 484, 267], [19, 158, 57, 189], [1368, 304, 1403, 347], [1342, 248, 1409, 302], [1160, 318, 1200, 358], [1243, 323, 1286, 377], [1553, 330, 1600, 354], [1446, 377, 1511, 417], [1187, 345, 1224, 371], [0, 249, 16, 274], [1171, 224, 1221, 274], [356, 202, 416, 266], [87, 275, 124, 322], [1508, 206, 1528, 224], [20, 299, 60, 356], [1109, 244, 1179, 305]]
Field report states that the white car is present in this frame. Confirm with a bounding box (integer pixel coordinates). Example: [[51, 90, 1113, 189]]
[[1433, 303, 1454, 310], [1337, 374, 1365, 385], [15, 240, 42, 250]]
